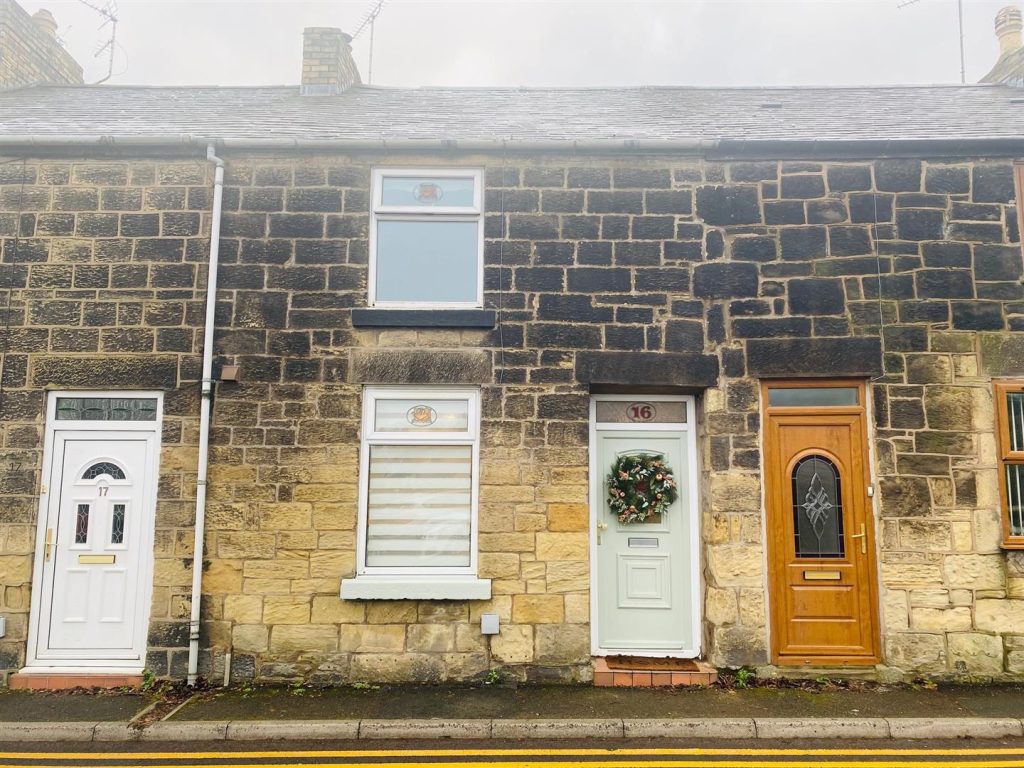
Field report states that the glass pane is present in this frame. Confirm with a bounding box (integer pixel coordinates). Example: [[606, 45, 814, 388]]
[[75, 503, 90, 544], [792, 455, 845, 558], [1008, 393, 1024, 452], [56, 397, 157, 421], [375, 220, 479, 304], [380, 176, 476, 208], [769, 387, 859, 407], [365, 444, 472, 568], [111, 504, 126, 545], [1008, 464, 1024, 537], [82, 462, 126, 480], [595, 400, 687, 424], [374, 398, 470, 433]]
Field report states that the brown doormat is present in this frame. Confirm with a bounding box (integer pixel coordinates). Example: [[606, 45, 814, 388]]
[[603, 656, 700, 672]]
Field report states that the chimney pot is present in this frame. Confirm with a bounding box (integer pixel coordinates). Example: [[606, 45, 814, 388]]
[[32, 9, 58, 38], [301, 27, 361, 95], [996, 5, 1023, 57]]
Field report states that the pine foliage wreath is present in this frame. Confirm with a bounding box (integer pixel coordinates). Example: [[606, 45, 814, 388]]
[[607, 454, 679, 524]]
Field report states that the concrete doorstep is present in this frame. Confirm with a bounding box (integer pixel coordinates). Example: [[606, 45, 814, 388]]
[[1, 717, 1024, 741]]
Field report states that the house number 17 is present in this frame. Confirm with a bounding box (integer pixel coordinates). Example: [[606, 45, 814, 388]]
[[627, 402, 656, 422]]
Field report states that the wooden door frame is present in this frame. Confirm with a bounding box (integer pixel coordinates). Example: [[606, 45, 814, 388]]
[[24, 391, 163, 673], [761, 379, 881, 666]]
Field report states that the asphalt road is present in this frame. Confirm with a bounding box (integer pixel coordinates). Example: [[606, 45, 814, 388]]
[[5, 740, 1024, 767]]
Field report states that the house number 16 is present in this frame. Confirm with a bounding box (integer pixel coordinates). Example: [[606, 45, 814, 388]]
[[627, 402, 656, 422]]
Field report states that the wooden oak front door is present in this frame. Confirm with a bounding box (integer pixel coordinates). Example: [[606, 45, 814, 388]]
[[763, 381, 880, 665]]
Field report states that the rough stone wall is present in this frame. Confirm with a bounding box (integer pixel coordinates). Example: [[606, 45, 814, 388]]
[[0, 151, 1022, 682], [0, 0, 83, 91]]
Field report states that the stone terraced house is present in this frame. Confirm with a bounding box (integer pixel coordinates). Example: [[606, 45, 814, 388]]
[[3, 0, 1024, 689]]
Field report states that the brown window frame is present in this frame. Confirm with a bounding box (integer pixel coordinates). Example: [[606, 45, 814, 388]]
[[996, 381, 1024, 548]]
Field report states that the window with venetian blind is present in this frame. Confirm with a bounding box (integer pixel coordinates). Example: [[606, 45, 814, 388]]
[[997, 381, 1024, 548], [356, 387, 480, 575]]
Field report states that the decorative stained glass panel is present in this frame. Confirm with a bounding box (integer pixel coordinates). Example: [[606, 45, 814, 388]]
[[111, 504, 126, 545], [82, 462, 126, 480], [75, 503, 89, 544], [380, 176, 476, 208], [56, 397, 157, 421], [792, 455, 845, 558]]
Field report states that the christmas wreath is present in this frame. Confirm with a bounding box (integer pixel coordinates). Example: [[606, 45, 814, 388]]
[[607, 454, 679, 524]]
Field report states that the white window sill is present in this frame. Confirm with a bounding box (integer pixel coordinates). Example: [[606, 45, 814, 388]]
[[341, 576, 491, 601]]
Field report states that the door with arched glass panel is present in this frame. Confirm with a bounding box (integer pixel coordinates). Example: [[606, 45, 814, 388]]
[[763, 381, 880, 665]]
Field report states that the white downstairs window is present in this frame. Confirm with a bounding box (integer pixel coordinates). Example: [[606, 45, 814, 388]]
[[341, 386, 491, 600], [369, 168, 484, 308]]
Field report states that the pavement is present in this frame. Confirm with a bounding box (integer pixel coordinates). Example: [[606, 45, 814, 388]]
[[3, 682, 1024, 741]]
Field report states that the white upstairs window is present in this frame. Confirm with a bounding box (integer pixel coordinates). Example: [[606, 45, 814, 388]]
[[342, 387, 490, 600], [369, 168, 484, 308]]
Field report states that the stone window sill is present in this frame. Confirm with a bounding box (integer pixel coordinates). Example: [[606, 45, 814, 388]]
[[351, 308, 496, 329], [340, 576, 492, 601]]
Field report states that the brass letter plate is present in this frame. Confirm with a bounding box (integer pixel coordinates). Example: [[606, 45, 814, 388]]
[[79, 554, 116, 565], [803, 570, 841, 581]]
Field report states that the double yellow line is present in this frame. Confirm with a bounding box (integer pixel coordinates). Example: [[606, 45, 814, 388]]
[[2, 748, 1024, 768]]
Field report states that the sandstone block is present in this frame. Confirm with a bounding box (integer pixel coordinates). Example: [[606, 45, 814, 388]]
[[270, 624, 338, 654], [259, 503, 313, 530], [535, 623, 589, 664], [407, 624, 456, 653], [479, 532, 535, 552], [512, 594, 564, 624], [945, 554, 1005, 590], [948, 632, 1003, 676], [243, 559, 309, 579], [232, 624, 269, 652], [883, 590, 909, 631], [479, 552, 520, 577], [263, 596, 311, 625], [911, 607, 971, 631], [367, 602, 418, 624], [338, 624, 405, 653], [547, 503, 589, 532], [309, 550, 354, 578], [546, 561, 588, 593], [976, 599, 1024, 633], [885, 633, 946, 673], [491, 624, 534, 663], [709, 473, 760, 515], [223, 594, 263, 624], [707, 544, 763, 587], [535, 532, 588, 561], [706, 586, 738, 625], [564, 593, 590, 623], [217, 532, 277, 559], [311, 595, 365, 624]]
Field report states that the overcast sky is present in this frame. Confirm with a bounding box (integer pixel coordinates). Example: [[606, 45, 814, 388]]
[[19, 0, 1019, 88]]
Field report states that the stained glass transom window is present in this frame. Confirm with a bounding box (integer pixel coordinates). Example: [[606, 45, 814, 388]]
[[82, 462, 126, 480], [792, 455, 845, 559], [75, 503, 90, 544], [111, 504, 126, 544], [56, 397, 157, 421]]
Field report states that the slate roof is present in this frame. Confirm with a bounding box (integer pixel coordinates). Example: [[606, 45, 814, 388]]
[[981, 49, 1024, 87], [2, 83, 1024, 147]]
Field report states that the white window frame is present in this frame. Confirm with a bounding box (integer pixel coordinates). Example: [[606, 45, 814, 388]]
[[368, 167, 485, 309], [342, 386, 490, 600]]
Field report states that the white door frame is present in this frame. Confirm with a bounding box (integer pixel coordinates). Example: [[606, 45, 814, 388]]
[[588, 394, 701, 658], [24, 390, 163, 673]]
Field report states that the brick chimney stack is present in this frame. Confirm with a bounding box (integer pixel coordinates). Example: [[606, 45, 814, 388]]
[[301, 27, 361, 95], [996, 6, 1023, 57], [0, 0, 84, 90]]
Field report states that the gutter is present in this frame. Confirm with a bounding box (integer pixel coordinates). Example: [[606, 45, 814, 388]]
[[186, 144, 225, 687], [1, 134, 1024, 158]]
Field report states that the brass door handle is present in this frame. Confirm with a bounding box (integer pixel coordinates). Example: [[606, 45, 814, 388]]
[[597, 521, 608, 545], [850, 523, 867, 554], [45, 528, 53, 561]]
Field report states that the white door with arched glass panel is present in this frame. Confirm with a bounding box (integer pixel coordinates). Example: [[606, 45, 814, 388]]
[[28, 394, 161, 670], [589, 396, 700, 657]]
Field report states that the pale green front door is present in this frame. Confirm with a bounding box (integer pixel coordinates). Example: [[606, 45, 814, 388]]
[[592, 398, 699, 656]]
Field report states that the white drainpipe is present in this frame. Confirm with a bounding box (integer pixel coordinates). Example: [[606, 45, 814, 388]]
[[187, 145, 225, 686]]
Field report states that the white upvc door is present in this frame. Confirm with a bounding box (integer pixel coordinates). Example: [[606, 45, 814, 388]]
[[589, 395, 701, 658], [27, 393, 161, 671]]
